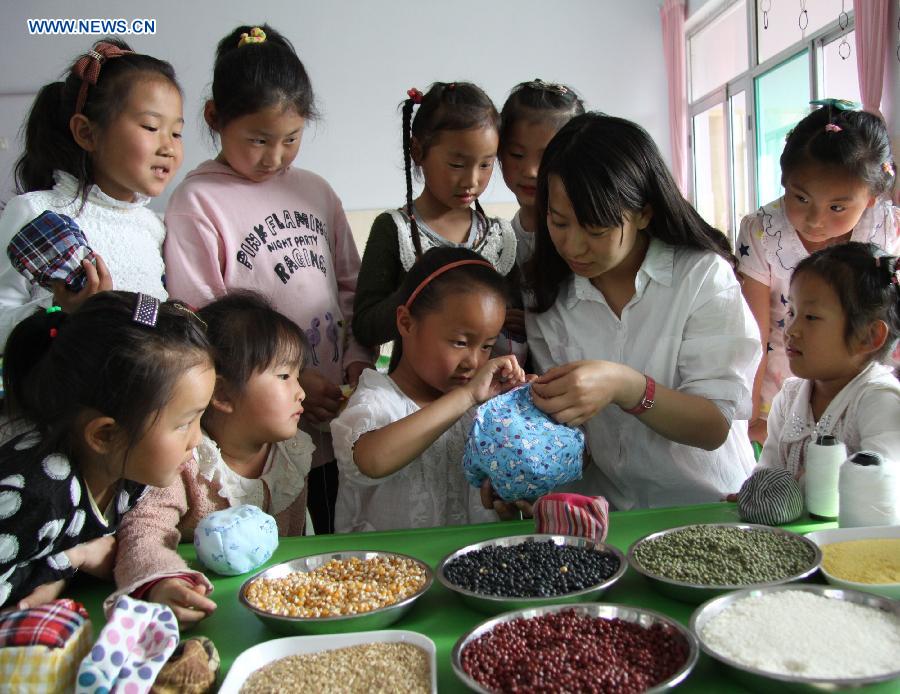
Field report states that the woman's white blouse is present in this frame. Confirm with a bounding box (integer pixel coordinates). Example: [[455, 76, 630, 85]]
[[526, 239, 761, 510], [331, 369, 496, 532]]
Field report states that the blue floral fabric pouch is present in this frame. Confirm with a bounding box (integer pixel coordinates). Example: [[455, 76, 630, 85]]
[[463, 384, 585, 501]]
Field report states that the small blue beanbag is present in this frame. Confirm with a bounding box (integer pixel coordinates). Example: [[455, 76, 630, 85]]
[[463, 384, 585, 501], [193, 504, 278, 576]]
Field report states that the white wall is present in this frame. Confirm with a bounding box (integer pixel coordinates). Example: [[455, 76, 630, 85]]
[[0, 0, 669, 214]]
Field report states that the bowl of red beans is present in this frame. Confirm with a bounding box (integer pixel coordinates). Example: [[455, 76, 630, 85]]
[[452, 603, 699, 693], [436, 534, 626, 614]]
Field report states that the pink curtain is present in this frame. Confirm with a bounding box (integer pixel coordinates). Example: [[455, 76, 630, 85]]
[[660, 0, 688, 195], [852, 0, 889, 117]]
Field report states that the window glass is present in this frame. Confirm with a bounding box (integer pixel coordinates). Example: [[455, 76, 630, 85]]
[[730, 91, 751, 234], [822, 30, 860, 104], [693, 102, 730, 234], [757, 0, 846, 63], [755, 51, 810, 207], [689, 0, 748, 100]]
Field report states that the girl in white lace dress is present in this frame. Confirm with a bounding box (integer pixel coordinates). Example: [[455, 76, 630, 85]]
[[112, 292, 315, 626], [0, 39, 184, 347], [333, 247, 526, 532]]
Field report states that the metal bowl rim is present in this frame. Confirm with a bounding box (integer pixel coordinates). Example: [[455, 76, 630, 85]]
[[627, 522, 823, 590], [451, 602, 700, 694], [689, 583, 900, 686], [238, 549, 434, 623], [435, 533, 627, 603]]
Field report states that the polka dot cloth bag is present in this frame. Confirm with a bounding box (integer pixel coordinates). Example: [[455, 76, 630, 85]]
[[463, 384, 585, 501], [75, 596, 178, 694]]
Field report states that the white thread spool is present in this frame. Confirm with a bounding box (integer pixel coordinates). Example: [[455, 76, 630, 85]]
[[838, 451, 900, 528], [804, 434, 845, 519]]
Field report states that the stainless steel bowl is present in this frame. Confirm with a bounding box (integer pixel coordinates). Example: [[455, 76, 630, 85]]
[[238, 550, 433, 635], [435, 534, 626, 614], [627, 523, 822, 604], [690, 584, 900, 692], [451, 602, 699, 693]]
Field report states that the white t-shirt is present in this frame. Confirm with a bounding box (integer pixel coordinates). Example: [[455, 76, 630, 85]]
[[758, 361, 900, 479], [526, 238, 761, 510], [331, 369, 497, 532], [0, 171, 168, 347]]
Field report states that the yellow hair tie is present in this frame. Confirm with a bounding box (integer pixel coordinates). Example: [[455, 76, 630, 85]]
[[238, 27, 266, 47]]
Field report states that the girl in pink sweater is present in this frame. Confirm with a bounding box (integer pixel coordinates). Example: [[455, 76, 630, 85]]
[[163, 24, 374, 534], [112, 291, 314, 626]]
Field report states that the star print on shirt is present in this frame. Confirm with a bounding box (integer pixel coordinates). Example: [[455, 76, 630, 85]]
[[739, 243, 750, 257], [777, 318, 785, 328], [767, 343, 774, 352], [780, 294, 788, 306]]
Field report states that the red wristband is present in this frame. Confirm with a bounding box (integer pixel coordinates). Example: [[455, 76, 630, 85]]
[[622, 375, 655, 415]]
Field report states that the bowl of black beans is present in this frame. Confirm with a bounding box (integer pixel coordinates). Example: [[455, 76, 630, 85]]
[[627, 523, 822, 604], [436, 534, 626, 614]]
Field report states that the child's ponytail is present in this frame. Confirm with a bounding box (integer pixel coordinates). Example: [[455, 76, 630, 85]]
[[402, 89, 424, 258]]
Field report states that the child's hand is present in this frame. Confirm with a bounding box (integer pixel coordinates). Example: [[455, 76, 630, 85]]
[[504, 308, 526, 339], [64, 534, 116, 579], [148, 578, 217, 627], [532, 360, 638, 426], [344, 361, 371, 388], [16, 578, 67, 610], [299, 369, 343, 425], [748, 419, 768, 445], [51, 254, 112, 314], [465, 355, 526, 405], [480, 479, 534, 520]]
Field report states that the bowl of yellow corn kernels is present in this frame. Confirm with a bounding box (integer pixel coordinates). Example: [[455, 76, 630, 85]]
[[239, 550, 434, 635]]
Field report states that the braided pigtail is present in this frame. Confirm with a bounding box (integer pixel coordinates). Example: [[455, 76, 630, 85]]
[[403, 89, 424, 258]]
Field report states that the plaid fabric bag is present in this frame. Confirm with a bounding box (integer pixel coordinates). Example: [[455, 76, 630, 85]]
[[7, 210, 94, 291], [0, 599, 93, 694]]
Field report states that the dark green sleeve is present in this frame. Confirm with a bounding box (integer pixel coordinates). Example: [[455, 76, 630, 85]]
[[352, 212, 407, 348]]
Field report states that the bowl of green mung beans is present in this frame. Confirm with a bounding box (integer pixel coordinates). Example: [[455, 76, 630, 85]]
[[627, 523, 821, 604]]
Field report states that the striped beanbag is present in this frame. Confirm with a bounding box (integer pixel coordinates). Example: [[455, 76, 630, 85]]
[[737, 468, 804, 525]]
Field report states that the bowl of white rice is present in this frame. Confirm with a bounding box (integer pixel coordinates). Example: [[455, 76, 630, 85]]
[[690, 584, 900, 691]]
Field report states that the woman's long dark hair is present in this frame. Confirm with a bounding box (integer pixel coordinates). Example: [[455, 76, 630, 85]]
[[528, 112, 735, 312]]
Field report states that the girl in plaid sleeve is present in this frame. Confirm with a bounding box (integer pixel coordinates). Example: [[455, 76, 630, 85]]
[[0, 39, 184, 348], [0, 292, 213, 610], [737, 102, 898, 444]]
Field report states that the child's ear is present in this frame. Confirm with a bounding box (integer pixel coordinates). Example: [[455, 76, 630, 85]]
[[857, 320, 889, 355], [203, 100, 219, 131], [82, 416, 122, 455], [209, 375, 236, 414], [69, 114, 98, 152], [396, 305, 414, 337], [410, 136, 423, 165]]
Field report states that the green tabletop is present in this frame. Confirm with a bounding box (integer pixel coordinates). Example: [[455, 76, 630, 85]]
[[73, 503, 840, 692]]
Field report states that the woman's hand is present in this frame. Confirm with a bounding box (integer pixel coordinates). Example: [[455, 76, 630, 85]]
[[531, 361, 644, 426], [299, 369, 343, 425], [51, 254, 112, 314], [464, 355, 527, 406], [344, 361, 372, 388], [147, 578, 217, 627], [480, 479, 534, 520]]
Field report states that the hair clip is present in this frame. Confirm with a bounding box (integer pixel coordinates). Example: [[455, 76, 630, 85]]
[[132, 293, 160, 328], [172, 302, 208, 330], [49, 328, 58, 339], [72, 42, 133, 114], [824, 123, 843, 133], [406, 87, 423, 104], [238, 27, 267, 47], [446, 82, 456, 91], [809, 98, 860, 111], [883, 162, 896, 177], [526, 78, 569, 95], [46, 306, 62, 314]]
